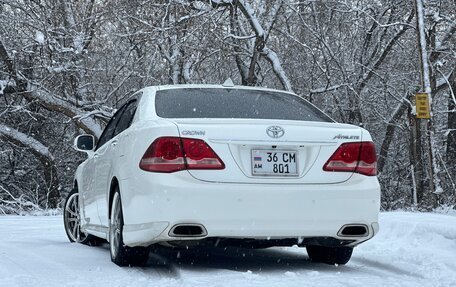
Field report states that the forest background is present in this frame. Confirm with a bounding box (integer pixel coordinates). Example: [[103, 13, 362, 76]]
[[0, 0, 455, 214]]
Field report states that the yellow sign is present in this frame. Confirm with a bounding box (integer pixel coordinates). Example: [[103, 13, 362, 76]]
[[415, 93, 431, 119]]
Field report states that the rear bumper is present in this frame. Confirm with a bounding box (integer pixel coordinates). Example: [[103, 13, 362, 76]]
[[119, 171, 380, 247]]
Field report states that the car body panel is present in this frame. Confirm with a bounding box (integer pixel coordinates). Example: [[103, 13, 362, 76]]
[[119, 172, 380, 247], [78, 156, 100, 227], [169, 118, 365, 184], [74, 84, 381, 249]]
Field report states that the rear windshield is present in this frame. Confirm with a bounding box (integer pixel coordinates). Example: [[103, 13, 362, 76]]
[[155, 88, 333, 122]]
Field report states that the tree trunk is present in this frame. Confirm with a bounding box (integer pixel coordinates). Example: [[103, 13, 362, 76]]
[[408, 107, 425, 204], [447, 78, 456, 171], [0, 124, 60, 208], [414, 0, 438, 203], [377, 99, 409, 174]]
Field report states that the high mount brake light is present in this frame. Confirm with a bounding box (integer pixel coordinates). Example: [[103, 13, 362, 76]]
[[139, 137, 225, 173], [323, 142, 377, 176]]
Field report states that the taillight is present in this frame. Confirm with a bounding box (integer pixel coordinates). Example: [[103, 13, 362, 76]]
[[139, 137, 224, 173], [181, 138, 225, 170], [323, 142, 377, 176], [139, 137, 185, 172]]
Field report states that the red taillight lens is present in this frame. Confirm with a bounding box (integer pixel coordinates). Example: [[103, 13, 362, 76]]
[[356, 142, 377, 176], [323, 142, 377, 176], [181, 138, 225, 170], [139, 137, 185, 172], [139, 137, 224, 173]]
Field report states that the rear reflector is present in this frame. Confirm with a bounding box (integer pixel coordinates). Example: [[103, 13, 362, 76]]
[[139, 137, 224, 173], [323, 142, 377, 176]]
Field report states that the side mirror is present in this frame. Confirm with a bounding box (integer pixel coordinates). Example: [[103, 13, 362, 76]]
[[74, 135, 95, 152]]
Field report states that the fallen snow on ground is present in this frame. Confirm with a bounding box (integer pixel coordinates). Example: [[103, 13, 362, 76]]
[[0, 212, 455, 287]]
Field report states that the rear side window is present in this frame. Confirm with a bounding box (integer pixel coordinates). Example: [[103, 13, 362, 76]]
[[114, 100, 137, 136], [155, 88, 332, 122], [96, 107, 124, 150]]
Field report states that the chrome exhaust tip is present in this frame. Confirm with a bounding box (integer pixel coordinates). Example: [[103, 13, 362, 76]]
[[337, 224, 369, 237], [169, 224, 208, 237]]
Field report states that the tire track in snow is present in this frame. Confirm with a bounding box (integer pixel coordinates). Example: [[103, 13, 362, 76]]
[[1, 213, 456, 287]]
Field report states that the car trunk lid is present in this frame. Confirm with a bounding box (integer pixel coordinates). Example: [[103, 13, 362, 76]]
[[168, 118, 363, 184]]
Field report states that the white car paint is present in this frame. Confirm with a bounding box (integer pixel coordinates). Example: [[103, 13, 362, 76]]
[[74, 84, 380, 250]]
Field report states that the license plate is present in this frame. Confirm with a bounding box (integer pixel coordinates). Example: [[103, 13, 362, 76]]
[[251, 150, 298, 176]]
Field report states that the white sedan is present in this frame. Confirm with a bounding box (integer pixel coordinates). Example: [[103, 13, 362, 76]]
[[63, 84, 380, 266]]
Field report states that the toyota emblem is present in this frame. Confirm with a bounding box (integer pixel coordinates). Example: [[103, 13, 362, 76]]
[[266, 126, 285, 138]]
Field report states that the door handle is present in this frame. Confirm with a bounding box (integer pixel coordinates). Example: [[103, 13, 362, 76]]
[[111, 140, 118, 147], [94, 154, 99, 159]]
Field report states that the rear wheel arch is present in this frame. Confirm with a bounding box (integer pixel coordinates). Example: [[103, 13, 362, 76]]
[[109, 187, 150, 266], [108, 177, 120, 220]]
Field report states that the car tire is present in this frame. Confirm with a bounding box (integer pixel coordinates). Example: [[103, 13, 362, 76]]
[[63, 188, 101, 245], [306, 245, 353, 265], [109, 188, 150, 266]]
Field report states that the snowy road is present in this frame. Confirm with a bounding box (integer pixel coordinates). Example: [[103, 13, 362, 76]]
[[0, 212, 455, 287]]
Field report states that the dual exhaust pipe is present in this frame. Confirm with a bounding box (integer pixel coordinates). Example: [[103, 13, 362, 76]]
[[168, 223, 369, 238], [337, 224, 369, 237], [169, 224, 207, 237]]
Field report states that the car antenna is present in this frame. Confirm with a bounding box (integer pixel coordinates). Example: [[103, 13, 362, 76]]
[[222, 78, 235, 87]]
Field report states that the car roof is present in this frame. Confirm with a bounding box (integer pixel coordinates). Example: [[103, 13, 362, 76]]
[[141, 84, 296, 96]]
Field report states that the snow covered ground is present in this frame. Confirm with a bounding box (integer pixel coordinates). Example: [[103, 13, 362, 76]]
[[0, 212, 455, 287]]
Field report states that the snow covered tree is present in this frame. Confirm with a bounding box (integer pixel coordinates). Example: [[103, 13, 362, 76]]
[[0, 0, 455, 212]]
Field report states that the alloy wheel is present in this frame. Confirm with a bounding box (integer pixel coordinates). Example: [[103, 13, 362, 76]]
[[64, 192, 88, 242], [110, 193, 122, 259]]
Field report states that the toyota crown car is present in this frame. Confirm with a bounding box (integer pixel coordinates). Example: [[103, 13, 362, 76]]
[[64, 84, 380, 266]]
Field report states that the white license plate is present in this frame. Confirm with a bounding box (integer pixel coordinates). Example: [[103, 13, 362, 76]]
[[251, 150, 298, 176]]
